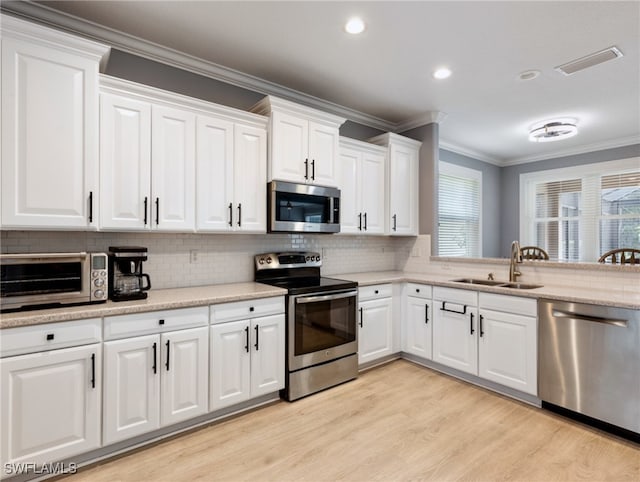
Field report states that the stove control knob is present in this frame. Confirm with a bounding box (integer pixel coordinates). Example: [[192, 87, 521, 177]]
[[305, 256, 310, 262], [315, 255, 321, 262], [266, 257, 272, 264], [258, 258, 264, 265]]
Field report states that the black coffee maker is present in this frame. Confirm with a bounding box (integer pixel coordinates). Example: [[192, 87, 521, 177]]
[[108, 246, 152, 301]]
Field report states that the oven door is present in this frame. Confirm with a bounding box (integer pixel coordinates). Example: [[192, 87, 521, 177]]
[[288, 289, 358, 371]]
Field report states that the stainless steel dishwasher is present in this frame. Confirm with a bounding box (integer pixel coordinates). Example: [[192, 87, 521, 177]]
[[538, 299, 640, 435]]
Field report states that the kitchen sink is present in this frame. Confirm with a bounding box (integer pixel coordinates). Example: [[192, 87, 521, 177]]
[[450, 278, 543, 290]]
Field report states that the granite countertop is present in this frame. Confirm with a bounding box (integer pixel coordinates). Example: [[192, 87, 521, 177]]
[[334, 271, 640, 310], [0, 282, 286, 329]]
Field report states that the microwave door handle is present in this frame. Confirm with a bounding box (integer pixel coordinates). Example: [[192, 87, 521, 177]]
[[295, 291, 357, 304]]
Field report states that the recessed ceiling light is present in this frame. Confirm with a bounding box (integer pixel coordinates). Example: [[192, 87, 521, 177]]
[[529, 119, 578, 142], [433, 67, 452, 80], [518, 70, 540, 81], [345, 17, 365, 35]]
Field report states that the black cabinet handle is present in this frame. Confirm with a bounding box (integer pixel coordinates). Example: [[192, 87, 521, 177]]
[[304, 158, 309, 179], [425, 304, 429, 324], [155, 197, 160, 226], [470, 312, 475, 335], [46, 333, 54, 341], [363, 212, 367, 231], [88, 191, 94, 223], [416, 288, 420, 293], [143, 196, 148, 225], [479, 314, 484, 337], [245, 326, 250, 353], [359, 307, 364, 327], [237, 203, 242, 227], [228, 203, 233, 227], [152, 342, 157, 374], [311, 159, 315, 180], [165, 340, 170, 371], [392, 214, 397, 231], [90, 353, 96, 389], [254, 325, 259, 351], [440, 301, 467, 315], [358, 213, 362, 231], [158, 319, 165, 325]]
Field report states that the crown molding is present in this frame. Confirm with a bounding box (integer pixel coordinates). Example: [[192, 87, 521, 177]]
[[394, 111, 448, 132], [438, 139, 503, 166], [502, 134, 640, 166], [0, 1, 396, 132]]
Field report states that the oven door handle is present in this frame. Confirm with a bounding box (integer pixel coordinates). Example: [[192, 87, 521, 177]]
[[295, 290, 358, 304]]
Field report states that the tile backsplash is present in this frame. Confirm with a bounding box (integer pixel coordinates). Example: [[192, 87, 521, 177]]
[[1, 231, 415, 289]]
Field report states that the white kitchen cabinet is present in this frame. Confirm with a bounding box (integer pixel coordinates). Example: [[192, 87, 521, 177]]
[[196, 117, 267, 232], [403, 283, 433, 359], [1, 15, 109, 229], [1, 344, 102, 468], [368, 133, 421, 236], [478, 293, 537, 395], [210, 298, 285, 411], [339, 138, 386, 235], [251, 96, 345, 187], [358, 284, 394, 365], [102, 307, 209, 445], [432, 287, 478, 375]]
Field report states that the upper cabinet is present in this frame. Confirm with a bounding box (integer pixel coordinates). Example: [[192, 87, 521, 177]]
[[339, 137, 386, 235], [368, 133, 421, 236], [251, 96, 345, 187], [99, 76, 267, 233], [0, 15, 110, 230]]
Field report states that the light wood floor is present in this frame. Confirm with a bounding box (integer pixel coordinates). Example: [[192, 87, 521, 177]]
[[66, 360, 639, 481]]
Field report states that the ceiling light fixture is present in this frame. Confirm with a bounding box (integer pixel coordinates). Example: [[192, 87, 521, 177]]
[[528, 120, 578, 143], [518, 70, 540, 81], [433, 67, 452, 80], [345, 17, 365, 34]]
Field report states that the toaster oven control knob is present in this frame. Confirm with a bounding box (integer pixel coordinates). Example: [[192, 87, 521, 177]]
[[94, 289, 105, 299], [94, 278, 105, 287]]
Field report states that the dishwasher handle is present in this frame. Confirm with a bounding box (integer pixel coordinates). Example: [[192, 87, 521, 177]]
[[552, 309, 627, 328]]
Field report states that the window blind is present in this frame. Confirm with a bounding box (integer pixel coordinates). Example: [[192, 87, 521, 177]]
[[438, 162, 481, 257], [600, 171, 640, 253]]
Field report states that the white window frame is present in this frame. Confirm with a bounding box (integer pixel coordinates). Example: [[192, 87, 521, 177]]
[[438, 161, 483, 257], [519, 156, 640, 261]]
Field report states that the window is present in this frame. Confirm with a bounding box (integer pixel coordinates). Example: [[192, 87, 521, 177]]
[[438, 162, 482, 257], [520, 157, 640, 261]]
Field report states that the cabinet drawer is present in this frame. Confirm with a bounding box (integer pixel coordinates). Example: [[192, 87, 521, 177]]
[[358, 284, 392, 301], [211, 296, 284, 324], [433, 286, 478, 306], [406, 283, 432, 299], [104, 306, 208, 340], [479, 293, 537, 317], [0, 318, 102, 358]]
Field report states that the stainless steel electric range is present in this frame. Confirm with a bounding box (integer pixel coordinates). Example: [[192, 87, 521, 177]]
[[255, 252, 358, 401]]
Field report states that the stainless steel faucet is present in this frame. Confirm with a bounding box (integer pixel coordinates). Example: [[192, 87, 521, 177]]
[[509, 240, 522, 282]]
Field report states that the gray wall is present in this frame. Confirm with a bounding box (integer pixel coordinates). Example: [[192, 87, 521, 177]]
[[439, 149, 502, 258], [500, 144, 640, 257]]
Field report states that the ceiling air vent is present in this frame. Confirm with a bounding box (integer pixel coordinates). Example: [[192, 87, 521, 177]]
[[555, 46, 623, 75]]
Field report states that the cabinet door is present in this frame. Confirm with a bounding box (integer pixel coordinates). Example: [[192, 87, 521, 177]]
[[358, 298, 393, 365], [388, 143, 418, 235], [160, 327, 208, 426], [308, 122, 339, 187], [404, 297, 432, 360], [270, 111, 308, 183], [479, 310, 537, 395], [209, 321, 251, 411], [433, 303, 478, 374], [250, 314, 285, 397], [0, 344, 101, 466], [360, 150, 386, 235], [152, 106, 196, 231], [196, 115, 234, 231], [100, 94, 152, 230], [233, 124, 267, 232], [1, 38, 99, 229], [338, 147, 362, 234], [103, 335, 160, 444]]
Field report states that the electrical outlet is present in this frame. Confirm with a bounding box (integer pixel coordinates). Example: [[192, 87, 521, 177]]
[[190, 250, 198, 263]]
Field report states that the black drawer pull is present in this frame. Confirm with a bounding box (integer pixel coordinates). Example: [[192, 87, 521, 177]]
[[375, 290, 379, 294], [46, 333, 54, 341], [440, 301, 467, 315], [416, 288, 420, 293], [249, 306, 254, 312], [159, 319, 165, 325]]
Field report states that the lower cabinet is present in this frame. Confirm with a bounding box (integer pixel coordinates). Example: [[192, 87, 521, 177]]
[[1, 343, 102, 468], [209, 298, 285, 411], [102, 308, 209, 445], [358, 284, 393, 365], [403, 283, 433, 360]]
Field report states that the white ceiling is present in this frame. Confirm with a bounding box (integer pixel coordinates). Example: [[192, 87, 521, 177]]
[[9, 1, 640, 164]]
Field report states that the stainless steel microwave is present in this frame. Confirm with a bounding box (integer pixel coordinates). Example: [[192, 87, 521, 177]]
[[267, 181, 340, 233], [0, 252, 108, 311]]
